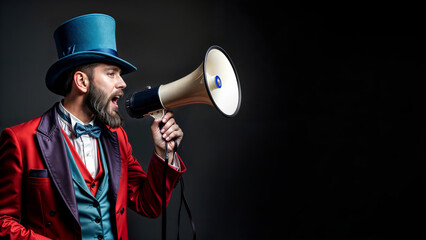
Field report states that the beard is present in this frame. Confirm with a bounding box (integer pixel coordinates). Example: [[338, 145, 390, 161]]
[[86, 83, 124, 128]]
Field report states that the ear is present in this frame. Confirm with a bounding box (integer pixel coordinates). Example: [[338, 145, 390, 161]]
[[73, 71, 90, 94]]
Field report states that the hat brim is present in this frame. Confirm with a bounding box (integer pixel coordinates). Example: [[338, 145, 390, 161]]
[[46, 51, 137, 96]]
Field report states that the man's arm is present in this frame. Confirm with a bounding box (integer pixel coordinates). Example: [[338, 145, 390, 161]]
[[126, 151, 186, 218], [119, 112, 186, 218], [0, 128, 51, 240]]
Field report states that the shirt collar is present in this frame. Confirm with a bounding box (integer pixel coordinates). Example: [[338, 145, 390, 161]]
[[58, 101, 95, 132]]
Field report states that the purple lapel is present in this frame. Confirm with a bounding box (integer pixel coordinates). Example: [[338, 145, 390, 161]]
[[35, 103, 79, 222], [99, 124, 121, 203], [36, 103, 122, 220]]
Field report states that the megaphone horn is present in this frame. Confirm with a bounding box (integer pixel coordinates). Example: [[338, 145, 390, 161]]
[[126, 45, 242, 119]]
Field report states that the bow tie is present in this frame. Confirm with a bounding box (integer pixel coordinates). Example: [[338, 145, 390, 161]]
[[74, 122, 102, 138]]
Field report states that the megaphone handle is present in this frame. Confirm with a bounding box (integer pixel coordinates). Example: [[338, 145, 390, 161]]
[[149, 109, 166, 120]]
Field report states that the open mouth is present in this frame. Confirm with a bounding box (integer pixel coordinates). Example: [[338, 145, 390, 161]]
[[111, 93, 123, 109]]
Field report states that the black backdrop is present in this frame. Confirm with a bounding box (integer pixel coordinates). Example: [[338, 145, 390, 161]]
[[1, 1, 425, 239]]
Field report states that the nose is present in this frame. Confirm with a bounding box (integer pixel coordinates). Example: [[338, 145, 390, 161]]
[[117, 75, 127, 89]]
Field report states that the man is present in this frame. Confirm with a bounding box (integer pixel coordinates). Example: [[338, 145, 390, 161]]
[[0, 13, 185, 240]]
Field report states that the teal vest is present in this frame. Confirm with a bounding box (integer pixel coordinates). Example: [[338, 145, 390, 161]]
[[63, 137, 115, 240]]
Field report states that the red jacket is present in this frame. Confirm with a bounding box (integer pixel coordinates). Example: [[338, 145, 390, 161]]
[[0, 103, 186, 240]]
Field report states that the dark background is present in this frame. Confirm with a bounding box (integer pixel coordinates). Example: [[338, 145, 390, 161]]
[[1, 1, 425, 239]]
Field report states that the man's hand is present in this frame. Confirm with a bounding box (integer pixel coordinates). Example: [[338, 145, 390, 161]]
[[150, 111, 183, 164]]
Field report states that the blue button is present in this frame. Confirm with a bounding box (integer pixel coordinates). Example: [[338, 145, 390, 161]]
[[215, 75, 222, 88]]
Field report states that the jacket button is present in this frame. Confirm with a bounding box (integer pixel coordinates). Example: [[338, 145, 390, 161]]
[[93, 201, 99, 208], [49, 210, 56, 216], [97, 234, 103, 239], [120, 208, 125, 214], [45, 221, 52, 228], [95, 217, 101, 223]]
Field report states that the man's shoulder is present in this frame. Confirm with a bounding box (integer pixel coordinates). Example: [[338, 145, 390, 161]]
[[5, 116, 42, 136], [2, 103, 57, 139], [0, 116, 42, 146]]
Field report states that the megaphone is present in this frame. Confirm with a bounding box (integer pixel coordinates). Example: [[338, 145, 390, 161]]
[[125, 45, 241, 119]]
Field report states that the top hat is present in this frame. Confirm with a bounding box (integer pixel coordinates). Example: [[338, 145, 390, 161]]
[[45, 13, 137, 95]]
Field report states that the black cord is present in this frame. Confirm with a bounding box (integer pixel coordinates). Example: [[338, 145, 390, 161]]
[[162, 140, 168, 240], [177, 177, 196, 240], [161, 135, 195, 240]]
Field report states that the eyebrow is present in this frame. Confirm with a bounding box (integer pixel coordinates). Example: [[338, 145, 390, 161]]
[[104, 66, 122, 74]]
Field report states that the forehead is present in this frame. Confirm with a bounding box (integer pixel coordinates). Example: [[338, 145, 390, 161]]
[[94, 63, 122, 73]]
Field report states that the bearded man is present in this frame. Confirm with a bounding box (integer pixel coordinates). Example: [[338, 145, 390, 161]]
[[0, 13, 185, 240]]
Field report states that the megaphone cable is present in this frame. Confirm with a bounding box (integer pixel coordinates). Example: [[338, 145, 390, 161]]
[[162, 138, 169, 240], [161, 132, 196, 240], [177, 175, 196, 240]]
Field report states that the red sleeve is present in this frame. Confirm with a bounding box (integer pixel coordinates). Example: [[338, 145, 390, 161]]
[[120, 128, 186, 218], [0, 128, 51, 240]]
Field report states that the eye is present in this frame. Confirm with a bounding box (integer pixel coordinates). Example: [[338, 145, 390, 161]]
[[107, 72, 115, 77]]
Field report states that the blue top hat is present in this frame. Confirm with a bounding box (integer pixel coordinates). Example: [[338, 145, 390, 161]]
[[46, 13, 137, 95]]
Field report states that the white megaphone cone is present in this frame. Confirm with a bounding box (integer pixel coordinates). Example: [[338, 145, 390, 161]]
[[126, 45, 241, 119]]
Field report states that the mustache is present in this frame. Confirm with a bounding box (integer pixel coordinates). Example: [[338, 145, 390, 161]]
[[109, 89, 124, 101]]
